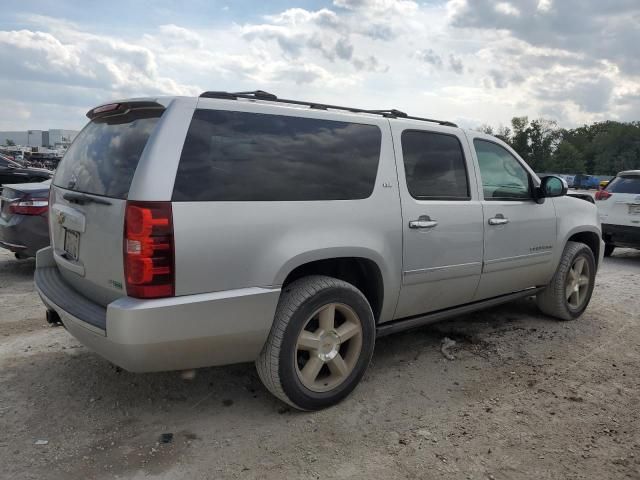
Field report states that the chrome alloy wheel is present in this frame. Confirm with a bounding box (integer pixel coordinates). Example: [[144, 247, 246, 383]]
[[565, 256, 590, 309], [295, 303, 363, 393]]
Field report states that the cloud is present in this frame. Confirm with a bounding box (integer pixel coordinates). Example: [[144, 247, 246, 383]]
[[494, 2, 520, 16], [537, 0, 552, 12], [269, 63, 353, 86], [267, 8, 341, 29], [445, 0, 640, 124], [0, 1, 638, 131], [449, 0, 640, 76], [242, 25, 306, 58], [415, 49, 443, 67], [533, 76, 614, 113], [241, 5, 391, 73], [615, 92, 640, 122], [157, 24, 204, 49], [489, 70, 508, 88], [334, 37, 354, 60], [352, 55, 386, 73], [449, 54, 464, 74]]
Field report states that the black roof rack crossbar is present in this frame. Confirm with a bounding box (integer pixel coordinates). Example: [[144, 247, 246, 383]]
[[198, 90, 457, 127]]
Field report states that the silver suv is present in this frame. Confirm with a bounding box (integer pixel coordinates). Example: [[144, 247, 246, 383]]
[[35, 91, 603, 410]]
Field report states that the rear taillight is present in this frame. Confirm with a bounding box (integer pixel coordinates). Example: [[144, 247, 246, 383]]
[[9, 198, 48, 215], [595, 190, 612, 200], [124, 201, 174, 299]]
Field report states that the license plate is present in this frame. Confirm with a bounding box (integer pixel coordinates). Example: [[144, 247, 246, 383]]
[[628, 204, 640, 215], [64, 229, 80, 260]]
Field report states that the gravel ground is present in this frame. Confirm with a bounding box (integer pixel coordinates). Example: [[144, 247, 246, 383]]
[[0, 248, 639, 480]]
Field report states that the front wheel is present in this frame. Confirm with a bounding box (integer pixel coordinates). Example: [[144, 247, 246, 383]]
[[536, 241, 596, 320], [256, 275, 375, 411]]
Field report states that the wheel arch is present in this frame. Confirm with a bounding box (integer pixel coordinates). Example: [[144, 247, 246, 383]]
[[277, 253, 386, 323], [565, 229, 601, 267]]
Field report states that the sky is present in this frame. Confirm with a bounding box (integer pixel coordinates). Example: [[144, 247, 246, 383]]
[[0, 0, 639, 131]]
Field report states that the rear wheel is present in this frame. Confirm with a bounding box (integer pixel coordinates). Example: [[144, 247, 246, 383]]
[[604, 243, 615, 257], [256, 275, 375, 411], [536, 241, 596, 320]]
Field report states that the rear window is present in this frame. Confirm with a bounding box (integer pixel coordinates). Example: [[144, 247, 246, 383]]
[[172, 109, 382, 201], [606, 176, 640, 194], [53, 109, 163, 199]]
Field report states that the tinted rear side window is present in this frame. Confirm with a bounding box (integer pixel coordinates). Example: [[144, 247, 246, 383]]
[[172, 109, 382, 201], [606, 176, 640, 194], [401, 130, 469, 199], [54, 109, 163, 199]]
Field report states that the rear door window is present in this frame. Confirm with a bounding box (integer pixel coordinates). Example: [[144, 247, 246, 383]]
[[172, 109, 382, 201], [606, 176, 640, 194], [53, 109, 163, 199], [401, 130, 469, 200]]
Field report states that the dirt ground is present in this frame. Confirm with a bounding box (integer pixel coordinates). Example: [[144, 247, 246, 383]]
[[1, 248, 639, 480]]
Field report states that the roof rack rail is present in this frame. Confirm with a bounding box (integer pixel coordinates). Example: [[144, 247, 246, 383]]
[[198, 90, 457, 127]]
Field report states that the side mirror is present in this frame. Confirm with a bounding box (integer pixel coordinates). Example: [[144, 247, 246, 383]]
[[539, 175, 568, 199]]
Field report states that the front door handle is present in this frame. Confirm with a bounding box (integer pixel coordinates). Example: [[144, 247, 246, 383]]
[[409, 215, 438, 229], [488, 214, 509, 226]]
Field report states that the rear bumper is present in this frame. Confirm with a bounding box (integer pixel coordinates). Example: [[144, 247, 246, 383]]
[[602, 223, 640, 249], [34, 247, 281, 372], [0, 214, 49, 256]]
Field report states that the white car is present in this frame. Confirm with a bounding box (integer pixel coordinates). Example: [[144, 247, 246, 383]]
[[596, 170, 640, 256]]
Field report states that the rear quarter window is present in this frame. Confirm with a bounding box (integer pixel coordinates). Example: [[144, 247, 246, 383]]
[[172, 109, 382, 201], [54, 109, 163, 199]]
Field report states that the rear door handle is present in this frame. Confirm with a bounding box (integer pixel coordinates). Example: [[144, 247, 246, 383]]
[[409, 215, 438, 229], [488, 214, 509, 226]]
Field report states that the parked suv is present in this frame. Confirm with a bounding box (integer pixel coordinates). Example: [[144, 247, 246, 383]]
[[596, 170, 640, 256], [35, 92, 603, 410]]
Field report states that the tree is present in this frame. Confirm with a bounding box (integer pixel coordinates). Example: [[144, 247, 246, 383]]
[[480, 118, 640, 175], [476, 124, 494, 135], [5, 139, 15, 146], [510, 116, 530, 162], [591, 121, 640, 174], [494, 125, 512, 143], [548, 140, 585, 173], [527, 119, 561, 172]]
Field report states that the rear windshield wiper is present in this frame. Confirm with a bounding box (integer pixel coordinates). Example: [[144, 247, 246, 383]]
[[63, 191, 112, 206]]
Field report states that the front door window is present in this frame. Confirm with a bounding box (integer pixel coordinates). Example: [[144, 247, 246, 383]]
[[474, 139, 530, 200]]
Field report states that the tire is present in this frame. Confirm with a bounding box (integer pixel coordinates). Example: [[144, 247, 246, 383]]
[[536, 241, 596, 321], [604, 243, 615, 257], [256, 275, 376, 411]]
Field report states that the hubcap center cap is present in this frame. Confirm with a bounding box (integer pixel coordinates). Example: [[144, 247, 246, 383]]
[[317, 331, 340, 361]]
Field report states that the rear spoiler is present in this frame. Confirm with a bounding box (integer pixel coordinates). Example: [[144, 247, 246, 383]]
[[86, 101, 165, 120]]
